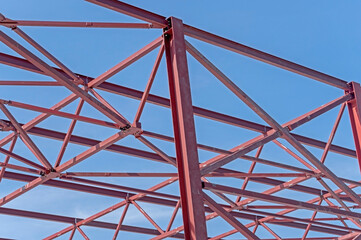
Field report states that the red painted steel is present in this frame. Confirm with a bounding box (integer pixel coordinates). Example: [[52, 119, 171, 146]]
[[0, 52, 355, 156], [112, 201, 130, 239], [348, 82, 361, 172], [0, 31, 130, 128], [183, 25, 349, 90], [0, 1, 360, 239], [203, 192, 260, 240], [133, 44, 165, 125], [0, 20, 155, 28], [164, 17, 208, 239], [0, 136, 17, 182], [187, 39, 361, 206], [0, 104, 52, 169], [85, 0, 168, 28], [54, 99, 85, 167], [203, 182, 361, 219]]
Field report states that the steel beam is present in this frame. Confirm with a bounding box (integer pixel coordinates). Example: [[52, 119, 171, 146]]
[[0, 136, 17, 182], [55, 128, 138, 173], [0, 92, 78, 149], [347, 82, 361, 172], [87, 36, 163, 88], [112, 202, 130, 240], [0, 144, 46, 170], [0, 80, 61, 86], [133, 44, 164, 124], [43, 177, 179, 239], [3, 122, 356, 202], [0, 128, 137, 207], [0, 172, 58, 206], [0, 20, 155, 28], [0, 104, 52, 169], [183, 25, 349, 89], [3, 171, 178, 204], [0, 162, 40, 175], [203, 192, 260, 240], [54, 99, 84, 167], [0, 99, 119, 129], [0, 206, 184, 238], [0, 1, 360, 238], [0, 31, 129, 128], [0, 52, 355, 157], [164, 17, 207, 239], [186, 40, 361, 206], [3, 170, 347, 238], [203, 182, 361, 219], [86, 0, 349, 89], [12, 27, 81, 83], [85, 0, 168, 28]]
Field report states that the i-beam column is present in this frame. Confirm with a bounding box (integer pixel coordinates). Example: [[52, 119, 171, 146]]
[[347, 82, 361, 172], [164, 17, 208, 239]]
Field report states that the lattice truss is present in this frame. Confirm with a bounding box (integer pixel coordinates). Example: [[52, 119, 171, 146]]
[[0, 1, 361, 239]]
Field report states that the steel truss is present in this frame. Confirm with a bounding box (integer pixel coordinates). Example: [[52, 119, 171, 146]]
[[0, 1, 361, 239]]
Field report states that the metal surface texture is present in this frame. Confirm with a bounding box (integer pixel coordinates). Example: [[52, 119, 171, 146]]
[[0, 1, 360, 239]]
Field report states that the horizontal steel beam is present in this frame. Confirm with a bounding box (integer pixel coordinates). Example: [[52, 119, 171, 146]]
[[85, 0, 168, 28], [0, 20, 155, 28], [64, 172, 310, 178], [3, 171, 178, 206], [2, 122, 350, 203], [85, 0, 348, 89], [0, 80, 61, 86], [0, 206, 184, 238], [203, 182, 361, 219], [0, 31, 129, 128], [0, 52, 355, 158], [0, 162, 40, 175], [15, 124, 340, 200], [2, 171, 350, 236], [183, 25, 349, 90]]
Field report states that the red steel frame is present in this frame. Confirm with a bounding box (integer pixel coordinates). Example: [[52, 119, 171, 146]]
[[0, 1, 361, 239]]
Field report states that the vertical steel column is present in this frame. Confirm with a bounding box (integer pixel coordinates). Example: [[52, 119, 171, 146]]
[[164, 17, 208, 239], [347, 82, 361, 172]]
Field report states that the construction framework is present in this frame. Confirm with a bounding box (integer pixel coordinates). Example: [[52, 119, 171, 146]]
[[0, 1, 361, 239]]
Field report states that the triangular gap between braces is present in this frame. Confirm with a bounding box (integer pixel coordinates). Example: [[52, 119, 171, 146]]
[[76, 36, 163, 127], [136, 135, 176, 167], [0, 27, 164, 128], [0, 104, 52, 169], [54, 98, 85, 168], [112, 201, 130, 240], [271, 103, 346, 176], [185, 39, 349, 150], [184, 40, 281, 175], [185, 50, 361, 218], [184, 39, 268, 129], [185, 39, 273, 129], [184, 41, 357, 196], [131, 200, 165, 234], [129, 43, 165, 125], [80, 42, 165, 127]]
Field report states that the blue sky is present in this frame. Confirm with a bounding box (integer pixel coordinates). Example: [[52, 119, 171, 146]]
[[1, 0, 361, 239]]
